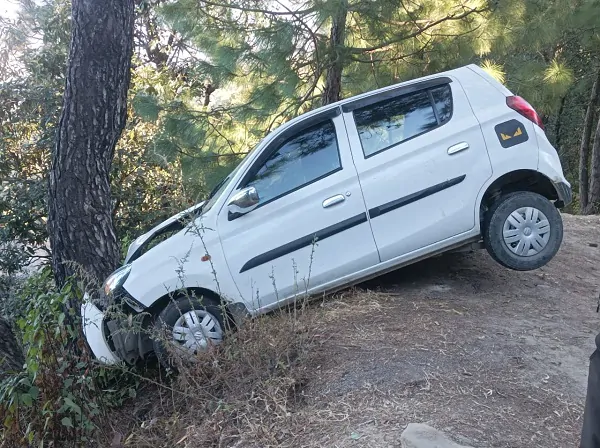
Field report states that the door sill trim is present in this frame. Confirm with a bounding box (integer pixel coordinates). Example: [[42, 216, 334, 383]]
[[250, 228, 481, 315]]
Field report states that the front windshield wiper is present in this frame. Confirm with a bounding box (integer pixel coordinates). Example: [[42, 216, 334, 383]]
[[206, 175, 229, 201]]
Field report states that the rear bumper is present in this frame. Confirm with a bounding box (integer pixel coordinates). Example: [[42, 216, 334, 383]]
[[553, 180, 572, 208], [81, 295, 119, 364]]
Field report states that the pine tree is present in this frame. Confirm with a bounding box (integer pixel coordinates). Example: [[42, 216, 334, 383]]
[[48, 0, 134, 287], [139, 0, 494, 200]]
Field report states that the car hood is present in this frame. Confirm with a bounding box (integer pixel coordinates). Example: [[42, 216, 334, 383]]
[[124, 201, 205, 264]]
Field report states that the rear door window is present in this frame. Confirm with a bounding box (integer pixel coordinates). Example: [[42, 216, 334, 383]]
[[353, 84, 453, 157]]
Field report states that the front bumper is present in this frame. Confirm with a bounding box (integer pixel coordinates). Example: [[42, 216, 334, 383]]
[[81, 295, 119, 364]]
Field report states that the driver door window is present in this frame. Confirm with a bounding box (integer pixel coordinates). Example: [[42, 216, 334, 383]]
[[244, 120, 342, 206], [219, 111, 379, 309]]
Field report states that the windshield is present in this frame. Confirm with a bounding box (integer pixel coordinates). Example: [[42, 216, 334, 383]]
[[200, 146, 260, 213], [201, 162, 244, 214]]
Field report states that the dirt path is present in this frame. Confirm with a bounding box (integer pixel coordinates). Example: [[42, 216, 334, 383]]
[[300, 214, 599, 447]]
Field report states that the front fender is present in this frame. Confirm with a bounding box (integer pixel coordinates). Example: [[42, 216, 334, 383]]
[[122, 226, 240, 309]]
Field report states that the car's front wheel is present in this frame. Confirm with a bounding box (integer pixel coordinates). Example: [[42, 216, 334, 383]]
[[152, 294, 227, 368], [483, 191, 563, 271]]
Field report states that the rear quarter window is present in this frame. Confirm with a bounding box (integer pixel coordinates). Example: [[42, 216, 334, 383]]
[[430, 85, 453, 124]]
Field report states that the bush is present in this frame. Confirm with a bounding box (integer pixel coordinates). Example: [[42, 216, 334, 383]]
[[0, 269, 140, 447], [123, 297, 320, 447], [0, 261, 322, 446]]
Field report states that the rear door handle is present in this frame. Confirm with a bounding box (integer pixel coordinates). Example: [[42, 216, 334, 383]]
[[322, 194, 345, 208], [448, 142, 469, 155]]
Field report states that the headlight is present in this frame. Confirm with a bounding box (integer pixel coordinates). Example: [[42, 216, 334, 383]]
[[103, 264, 132, 296]]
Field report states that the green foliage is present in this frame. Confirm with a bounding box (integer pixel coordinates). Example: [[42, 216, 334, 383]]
[[2, 0, 600, 444], [133, 92, 161, 122], [0, 269, 140, 446], [0, 1, 67, 273], [481, 60, 506, 84], [543, 60, 575, 94], [0, 0, 597, 280]]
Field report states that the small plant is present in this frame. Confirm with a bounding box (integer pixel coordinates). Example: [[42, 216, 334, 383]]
[[122, 230, 322, 446], [124, 298, 320, 447], [0, 268, 140, 447]]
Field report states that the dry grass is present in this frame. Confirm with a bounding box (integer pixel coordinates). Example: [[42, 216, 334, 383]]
[[102, 280, 590, 448], [114, 298, 323, 448], [103, 214, 600, 447]]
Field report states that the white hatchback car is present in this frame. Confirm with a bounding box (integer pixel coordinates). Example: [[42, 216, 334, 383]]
[[83, 64, 572, 365]]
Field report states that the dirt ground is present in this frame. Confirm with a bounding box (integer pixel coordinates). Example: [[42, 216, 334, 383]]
[[295, 213, 599, 447], [120, 214, 598, 448]]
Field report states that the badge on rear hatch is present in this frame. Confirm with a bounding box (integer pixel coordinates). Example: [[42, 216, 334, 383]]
[[494, 119, 528, 148]]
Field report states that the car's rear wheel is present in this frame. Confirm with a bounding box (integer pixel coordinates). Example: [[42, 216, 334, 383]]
[[152, 294, 227, 369], [483, 191, 563, 271]]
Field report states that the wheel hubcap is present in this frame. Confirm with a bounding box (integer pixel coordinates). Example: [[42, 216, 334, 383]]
[[502, 206, 550, 257], [172, 310, 223, 353]]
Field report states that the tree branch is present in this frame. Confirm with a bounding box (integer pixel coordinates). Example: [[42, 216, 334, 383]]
[[197, 0, 314, 17], [349, 6, 488, 54]]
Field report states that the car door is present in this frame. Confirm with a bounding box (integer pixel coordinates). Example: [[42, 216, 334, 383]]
[[342, 76, 493, 262], [218, 108, 379, 311]]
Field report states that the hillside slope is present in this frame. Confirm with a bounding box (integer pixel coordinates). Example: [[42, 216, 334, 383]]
[[302, 213, 599, 447], [119, 214, 599, 448]]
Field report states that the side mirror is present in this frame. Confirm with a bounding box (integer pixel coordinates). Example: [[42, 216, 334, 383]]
[[227, 186, 259, 216]]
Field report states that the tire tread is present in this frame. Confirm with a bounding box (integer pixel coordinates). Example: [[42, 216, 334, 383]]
[[483, 192, 563, 271]]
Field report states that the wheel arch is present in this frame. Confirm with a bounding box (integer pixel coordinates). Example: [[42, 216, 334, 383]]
[[478, 170, 560, 224], [146, 287, 248, 327]]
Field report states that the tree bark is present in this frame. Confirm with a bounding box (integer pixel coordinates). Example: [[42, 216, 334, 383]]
[[48, 0, 134, 288], [321, 0, 348, 106], [204, 83, 216, 107], [579, 70, 600, 213], [0, 318, 24, 380], [586, 115, 600, 213], [554, 94, 567, 152]]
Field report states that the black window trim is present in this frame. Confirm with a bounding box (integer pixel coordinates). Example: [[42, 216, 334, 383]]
[[229, 107, 343, 220], [429, 84, 454, 126], [427, 89, 441, 124], [353, 81, 454, 159], [341, 76, 452, 113]]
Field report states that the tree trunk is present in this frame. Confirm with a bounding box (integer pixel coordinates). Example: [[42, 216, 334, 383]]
[[0, 318, 24, 380], [579, 70, 600, 213], [204, 83, 216, 107], [321, 0, 348, 106], [586, 115, 600, 213], [48, 0, 134, 288], [554, 94, 567, 152]]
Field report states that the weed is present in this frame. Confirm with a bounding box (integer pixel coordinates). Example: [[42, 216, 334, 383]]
[[122, 301, 320, 447], [118, 223, 322, 446], [0, 269, 141, 447]]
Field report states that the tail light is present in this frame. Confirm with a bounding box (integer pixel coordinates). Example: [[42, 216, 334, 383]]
[[506, 96, 544, 130]]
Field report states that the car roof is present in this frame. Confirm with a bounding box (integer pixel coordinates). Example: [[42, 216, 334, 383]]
[[270, 64, 470, 136]]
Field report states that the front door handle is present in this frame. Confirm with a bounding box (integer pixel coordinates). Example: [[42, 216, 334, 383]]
[[448, 142, 469, 155], [322, 194, 345, 208]]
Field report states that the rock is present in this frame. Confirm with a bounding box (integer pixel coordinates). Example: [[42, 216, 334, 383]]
[[400, 423, 474, 448]]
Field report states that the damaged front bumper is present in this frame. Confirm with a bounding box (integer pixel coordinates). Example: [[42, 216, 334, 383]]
[[81, 293, 153, 365], [81, 297, 119, 364]]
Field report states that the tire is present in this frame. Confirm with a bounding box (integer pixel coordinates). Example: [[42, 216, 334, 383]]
[[483, 191, 563, 271], [152, 294, 228, 369]]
